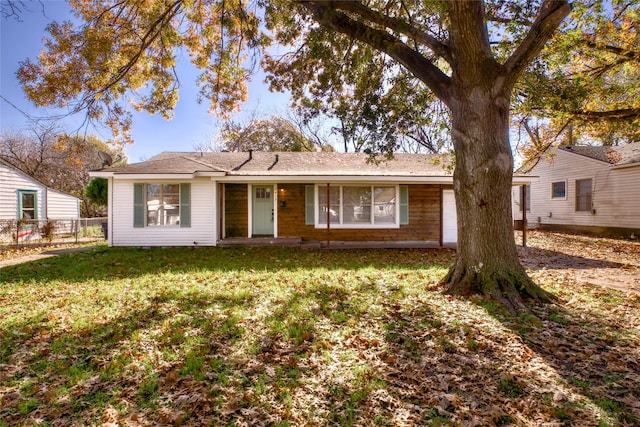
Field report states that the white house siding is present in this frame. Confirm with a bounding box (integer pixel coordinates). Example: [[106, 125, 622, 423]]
[[47, 189, 80, 219], [0, 163, 46, 220], [514, 150, 640, 230], [110, 178, 217, 246]]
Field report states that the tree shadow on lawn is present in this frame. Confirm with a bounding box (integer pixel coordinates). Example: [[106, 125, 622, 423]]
[[0, 245, 455, 284], [0, 286, 262, 425], [475, 293, 640, 426], [518, 246, 625, 270], [2, 272, 418, 425], [3, 245, 639, 425]]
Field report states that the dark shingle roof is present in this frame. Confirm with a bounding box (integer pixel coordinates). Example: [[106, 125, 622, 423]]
[[560, 143, 640, 166], [101, 151, 455, 176]]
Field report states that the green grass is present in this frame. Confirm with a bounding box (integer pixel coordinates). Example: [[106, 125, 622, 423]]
[[1, 244, 639, 425]]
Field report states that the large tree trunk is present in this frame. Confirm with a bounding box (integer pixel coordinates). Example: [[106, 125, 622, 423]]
[[442, 85, 553, 313]]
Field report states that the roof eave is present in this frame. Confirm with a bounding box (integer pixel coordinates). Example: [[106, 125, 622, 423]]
[[612, 162, 640, 170], [219, 175, 454, 183]]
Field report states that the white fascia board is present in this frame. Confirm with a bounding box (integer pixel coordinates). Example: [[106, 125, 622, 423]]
[[89, 171, 226, 179], [218, 175, 454, 184], [194, 171, 227, 177], [111, 174, 196, 180], [612, 162, 640, 170], [512, 175, 539, 185], [89, 171, 114, 178]]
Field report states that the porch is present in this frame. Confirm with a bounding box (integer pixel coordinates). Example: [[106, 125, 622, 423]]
[[217, 237, 448, 250]]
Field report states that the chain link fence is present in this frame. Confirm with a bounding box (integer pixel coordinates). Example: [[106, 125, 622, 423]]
[[0, 218, 107, 248]]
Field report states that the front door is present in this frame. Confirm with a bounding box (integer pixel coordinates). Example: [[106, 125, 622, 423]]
[[252, 185, 274, 235]]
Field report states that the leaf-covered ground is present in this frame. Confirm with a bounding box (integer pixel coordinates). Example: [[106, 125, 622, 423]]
[[1, 231, 639, 426]]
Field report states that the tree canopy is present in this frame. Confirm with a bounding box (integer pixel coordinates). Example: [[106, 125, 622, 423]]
[[514, 0, 640, 164], [0, 123, 125, 216], [17, 0, 582, 310], [217, 115, 323, 152]]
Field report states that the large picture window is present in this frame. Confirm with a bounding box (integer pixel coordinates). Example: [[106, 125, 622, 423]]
[[315, 185, 399, 228], [133, 183, 190, 228], [147, 184, 180, 226], [575, 178, 592, 212]]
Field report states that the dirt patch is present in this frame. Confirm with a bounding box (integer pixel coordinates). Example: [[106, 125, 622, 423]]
[[517, 230, 640, 293], [0, 245, 100, 268]]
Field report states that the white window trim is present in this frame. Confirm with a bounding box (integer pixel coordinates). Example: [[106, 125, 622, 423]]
[[314, 184, 400, 229], [550, 180, 567, 200]]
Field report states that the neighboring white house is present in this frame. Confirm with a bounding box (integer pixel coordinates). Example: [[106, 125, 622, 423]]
[[0, 158, 80, 221], [513, 144, 640, 237]]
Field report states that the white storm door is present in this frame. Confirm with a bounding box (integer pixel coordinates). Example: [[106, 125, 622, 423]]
[[442, 190, 457, 245]]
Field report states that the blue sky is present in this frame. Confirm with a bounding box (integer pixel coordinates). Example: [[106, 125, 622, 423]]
[[0, 1, 291, 162]]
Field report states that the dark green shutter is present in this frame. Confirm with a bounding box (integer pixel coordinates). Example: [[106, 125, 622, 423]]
[[133, 183, 145, 227], [305, 185, 315, 225], [399, 185, 409, 225], [180, 183, 191, 227]]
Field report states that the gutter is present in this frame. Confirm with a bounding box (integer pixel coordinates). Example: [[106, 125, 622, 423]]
[[612, 162, 640, 170]]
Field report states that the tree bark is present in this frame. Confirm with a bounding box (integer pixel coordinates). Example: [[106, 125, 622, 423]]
[[442, 83, 554, 313]]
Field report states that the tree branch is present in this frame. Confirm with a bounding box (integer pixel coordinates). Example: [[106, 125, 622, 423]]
[[503, 0, 571, 89], [582, 38, 640, 62], [297, 1, 452, 106], [569, 107, 640, 122], [322, 0, 453, 64]]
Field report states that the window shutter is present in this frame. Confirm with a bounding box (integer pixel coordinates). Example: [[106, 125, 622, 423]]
[[180, 183, 191, 227], [305, 185, 315, 225], [133, 183, 145, 228], [399, 185, 409, 225]]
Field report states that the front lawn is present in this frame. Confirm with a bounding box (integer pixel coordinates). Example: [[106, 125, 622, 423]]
[[1, 237, 639, 426]]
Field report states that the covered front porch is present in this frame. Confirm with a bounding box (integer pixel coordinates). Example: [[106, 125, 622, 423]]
[[217, 236, 446, 249]]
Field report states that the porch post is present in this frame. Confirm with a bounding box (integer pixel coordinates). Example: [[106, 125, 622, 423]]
[[522, 184, 527, 247], [326, 183, 330, 248]]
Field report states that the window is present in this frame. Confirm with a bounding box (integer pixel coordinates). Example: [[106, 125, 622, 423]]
[[18, 190, 37, 220], [255, 187, 271, 199], [134, 183, 190, 227], [314, 185, 401, 228], [318, 186, 341, 225], [147, 184, 180, 226], [551, 181, 566, 199], [575, 178, 592, 212], [519, 185, 531, 212]]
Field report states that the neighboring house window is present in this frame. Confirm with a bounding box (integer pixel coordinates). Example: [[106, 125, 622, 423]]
[[312, 185, 405, 228], [18, 190, 37, 220], [551, 181, 566, 199], [575, 178, 592, 212], [133, 183, 191, 227], [519, 185, 531, 212]]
